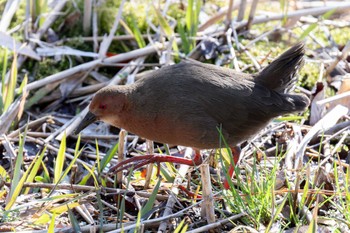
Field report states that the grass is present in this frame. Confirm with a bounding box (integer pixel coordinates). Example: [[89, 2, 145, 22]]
[[1, 0, 350, 232]]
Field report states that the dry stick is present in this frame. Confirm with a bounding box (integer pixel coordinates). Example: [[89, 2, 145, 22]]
[[326, 41, 350, 77], [318, 88, 350, 105], [245, 27, 281, 48], [75, 204, 94, 224], [300, 16, 350, 27], [100, 199, 135, 220], [83, 0, 92, 35], [3, 182, 168, 201], [234, 3, 350, 31], [239, 43, 260, 70], [11, 135, 117, 164], [25, 132, 51, 138], [73, 134, 137, 141], [318, 132, 348, 169], [144, 139, 155, 189], [22, 59, 100, 93], [108, 199, 204, 233], [57, 34, 145, 44], [0, 97, 21, 134], [98, 0, 126, 58], [36, 1, 68, 39], [26, 135, 92, 169], [186, 212, 248, 233], [38, 82, 107, 104], [237, 0, 247, 22], [21, 44, 161, 93], [308, 122, 350, 153], [225, 0, 235, 30], [117, 129, 127, 185], [157, 148, 194, 232], [200, 164, 216, 224], [45, 69, 92, 142], [246, 0, 259, 30], [297, 0, 350, 8], [226, 28, 240, 71], [92, 0, 99, 52], [285, 125, 302, 177], [0, 0, 21, 31], [5, 0, 67, 76], [295, 105, 348, 169], [44, 105, 88, 142], [8, 115, 54, 138], [1, 134, 16, 175], [198, 1, 241, 32]]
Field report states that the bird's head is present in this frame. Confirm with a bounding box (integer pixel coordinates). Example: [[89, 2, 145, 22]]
[[74, 86, 127, 134]]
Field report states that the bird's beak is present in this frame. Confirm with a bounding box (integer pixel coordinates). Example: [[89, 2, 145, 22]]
[[74, 111, 97, 135]]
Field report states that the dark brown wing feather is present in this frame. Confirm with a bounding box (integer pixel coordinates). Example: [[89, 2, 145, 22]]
[[254, 42, 305, 93]]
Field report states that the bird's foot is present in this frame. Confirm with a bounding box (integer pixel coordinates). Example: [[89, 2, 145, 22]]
[[109, 152, 203, 175]]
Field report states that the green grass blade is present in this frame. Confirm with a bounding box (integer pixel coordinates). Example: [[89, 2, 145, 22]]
[[95, 139, 101, 175], [185, 0, 200, 50], [58, 135, 83, 184], [68, 206, 82, 232], [10, 130, 27, 197], [3, 52, 17, 112], [24, 146, 47, 194], [96, 190, 105, 231], [0, 48, 8, 115], [18, 74, 28, 95], [5, 139, 36, 210], [54, 132, 66, 184], [100, 142, 118, 172], [186, 0, 193, 33], [48, 213, 56, 233], [141, 177, 161, 218], [1, 48, 8, 97], [78, 171, 92, 185], [36, 0, 48, 28], [265, 195, 288, 232], [135, 210, 142, 232], [193, 0, 201, 36], [174, 219, 188, 233], [300, 9, 335, 39], [40, 160, 51, 183], [82, 163, 98, 187], [180, 224, 188, 233], [130, 15, 146, 48], [280, 0, 288, 25], [153, 6, 179, 57], [25, 85, 57, 110], [177, 21, 190, 54]]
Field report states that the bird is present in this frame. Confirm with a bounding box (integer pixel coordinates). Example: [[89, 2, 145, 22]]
[[74, 42, 309, 173]]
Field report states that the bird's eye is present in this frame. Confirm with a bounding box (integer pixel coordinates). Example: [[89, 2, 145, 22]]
[[99, 104, 107, 109]]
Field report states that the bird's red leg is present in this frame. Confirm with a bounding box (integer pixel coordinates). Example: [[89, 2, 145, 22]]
[[223, 146, 241, 190], [109, 149, 203, 174]]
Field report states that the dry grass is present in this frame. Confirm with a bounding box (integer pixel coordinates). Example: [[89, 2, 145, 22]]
[[1, 0, 350, 232]]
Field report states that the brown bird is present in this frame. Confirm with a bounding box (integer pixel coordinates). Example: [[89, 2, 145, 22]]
[[74, 43, 309, 172]]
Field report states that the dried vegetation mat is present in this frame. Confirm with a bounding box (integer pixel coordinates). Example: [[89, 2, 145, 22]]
[[1, 0, 350, 232]]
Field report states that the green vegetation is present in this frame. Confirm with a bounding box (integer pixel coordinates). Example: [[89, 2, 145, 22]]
[[0, 0, 349, 232]]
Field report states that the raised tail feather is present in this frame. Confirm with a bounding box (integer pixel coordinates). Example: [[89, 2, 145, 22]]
[[255, 42, 305, 93], [282, 93, 310, 114]]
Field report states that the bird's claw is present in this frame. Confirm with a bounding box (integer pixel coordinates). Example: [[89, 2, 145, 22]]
[[108, 154, 202, 175]]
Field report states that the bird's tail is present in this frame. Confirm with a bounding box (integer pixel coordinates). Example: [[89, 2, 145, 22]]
[[279, 93, 310, 114], [255, 42, 305, 93]]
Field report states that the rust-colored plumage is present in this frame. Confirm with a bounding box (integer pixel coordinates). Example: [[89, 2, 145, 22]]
[[75, 43, 309, 149]]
